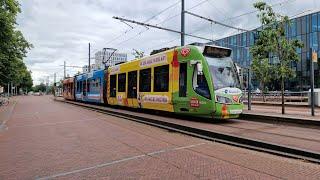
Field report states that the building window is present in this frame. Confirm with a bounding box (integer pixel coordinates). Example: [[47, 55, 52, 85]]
[[302, 17, 307, 35], [291, 19, 297, 37], [118, 73, 126, 92], [318, 13, 320, 30], [297, 35, 302, 53], [312, 14, 317, 32], [110, 75, 116, 97], [154, 65, 169, 92], [139, 68, 151, 92], [306, 15, 310, 34], [312, 32, 318, 50]]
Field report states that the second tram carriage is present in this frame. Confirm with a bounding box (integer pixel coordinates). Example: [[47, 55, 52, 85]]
[[62, 45, 243, 119]]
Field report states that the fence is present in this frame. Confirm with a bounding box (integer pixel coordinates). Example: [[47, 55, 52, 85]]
[[242, 91, 309, 102]]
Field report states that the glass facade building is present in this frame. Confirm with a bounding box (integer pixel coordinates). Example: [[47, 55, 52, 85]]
[[212, 11, 320, 91]]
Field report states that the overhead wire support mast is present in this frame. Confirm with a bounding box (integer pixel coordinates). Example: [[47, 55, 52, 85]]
[[184, 11, 249, 32], [112, 16, 216, 44]]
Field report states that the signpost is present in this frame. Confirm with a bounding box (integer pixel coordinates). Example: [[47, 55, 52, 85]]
[[310, 49, 317, 116], [247, 68, 251, 110]]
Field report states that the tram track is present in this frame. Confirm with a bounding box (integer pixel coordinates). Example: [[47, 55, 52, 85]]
[[55, 98, 320, 164]]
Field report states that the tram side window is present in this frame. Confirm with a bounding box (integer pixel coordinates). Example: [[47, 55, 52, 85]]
[[83, 81, 87, 95], [127, 71, 137, 98], [118, 73, 126, 92], [193, 66, 211, 99], [96, 78, 100, 88], [139, 68, 151, 92], [110, 75, 117, 97], [77, 81, 80, 92], [154, 65, 169, 92], [87, 80, 90, 93]]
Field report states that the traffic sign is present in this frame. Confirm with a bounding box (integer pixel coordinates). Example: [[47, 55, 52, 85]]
[[312, 51, 317, 62]]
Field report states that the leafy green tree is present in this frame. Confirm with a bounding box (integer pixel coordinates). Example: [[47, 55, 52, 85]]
[[251, 1, 303, 114], [34, 83, 46, 92], [250, 58, 273, 101], [0, 0, 33, 91]]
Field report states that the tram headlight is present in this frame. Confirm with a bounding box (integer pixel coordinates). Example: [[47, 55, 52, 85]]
[[215, 95, 232, 104]]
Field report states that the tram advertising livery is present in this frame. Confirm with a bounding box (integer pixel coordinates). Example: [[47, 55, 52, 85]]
[[63, 45, 244, 119]]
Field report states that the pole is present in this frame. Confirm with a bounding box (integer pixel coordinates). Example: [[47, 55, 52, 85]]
[[7, 83, 9, 97], [10, 82, 12, 96], [88, 43, 91, 72], [181, 0, 185, 46], [248, 69, 251, 110], [310, 48, 315, 116], [64, 61, 66, 79], [54, 73, 56, 98]]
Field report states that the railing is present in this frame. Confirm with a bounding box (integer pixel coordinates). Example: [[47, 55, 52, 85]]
[[242, 91, 309, 102]]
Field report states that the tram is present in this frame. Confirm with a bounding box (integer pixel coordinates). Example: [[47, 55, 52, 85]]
[[63, 45, 243, 119]]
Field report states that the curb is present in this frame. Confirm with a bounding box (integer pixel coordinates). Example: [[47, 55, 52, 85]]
[[240, 113, 320, 127]]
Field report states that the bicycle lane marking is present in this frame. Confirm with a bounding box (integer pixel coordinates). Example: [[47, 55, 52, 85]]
[[0, 97, 18, 132]]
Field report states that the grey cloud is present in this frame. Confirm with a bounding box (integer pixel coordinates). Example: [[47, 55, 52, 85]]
[[17, 0, 318, 85]]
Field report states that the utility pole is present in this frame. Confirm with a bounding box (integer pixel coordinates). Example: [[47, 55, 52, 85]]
[[64, 61, 66, 79], [181, 0, 185, 46], [88, 43, 91, 72]]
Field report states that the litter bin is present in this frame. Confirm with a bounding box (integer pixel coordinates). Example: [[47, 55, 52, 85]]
[[308, 88, 320, 107]]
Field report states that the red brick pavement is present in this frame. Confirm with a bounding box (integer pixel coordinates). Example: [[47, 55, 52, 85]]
[[0, 95, 320, 179], [63, 99, 320, 153]]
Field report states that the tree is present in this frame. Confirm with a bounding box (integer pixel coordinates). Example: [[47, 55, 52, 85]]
[[33, 83, 46, 92], [250, 1, 303, 114], [251, 58, 273, 101], [0, 0, 33, 91]]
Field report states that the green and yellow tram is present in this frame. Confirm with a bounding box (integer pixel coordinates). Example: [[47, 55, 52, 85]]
[[106, 45, 243, 119]]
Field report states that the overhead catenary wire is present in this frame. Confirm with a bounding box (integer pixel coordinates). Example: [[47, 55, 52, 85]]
[[113, 16, 250, 50], [111, 0, 212, 48], [184, 11, 250, 32], [102, 1, 181, 48], [145, 0, 300, 52]]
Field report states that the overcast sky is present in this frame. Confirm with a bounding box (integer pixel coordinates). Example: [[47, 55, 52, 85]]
[[17, 0, 320, 85]]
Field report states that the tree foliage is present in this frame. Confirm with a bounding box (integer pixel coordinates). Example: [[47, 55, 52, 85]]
[[33, 83, 46, 92], [0, 0, 33, 91], [250, 1, 303, 112], [251, 58, 273, 101]]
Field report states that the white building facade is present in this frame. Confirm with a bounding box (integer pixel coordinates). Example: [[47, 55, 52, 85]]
[[94, 49, 127, 70], [82, 64, 97, 73]]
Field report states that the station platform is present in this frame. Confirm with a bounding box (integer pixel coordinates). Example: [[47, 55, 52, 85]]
[[0, 95, 320, 179], [242, 102, 320, 123]]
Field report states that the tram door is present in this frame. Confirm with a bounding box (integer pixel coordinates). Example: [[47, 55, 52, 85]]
[[127, 71, 137, 107], [173, 63, 190, 112], [82, 80, 87, 100]]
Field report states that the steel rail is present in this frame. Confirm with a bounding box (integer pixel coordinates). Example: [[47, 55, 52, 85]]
[[55, 99, 320, 164]]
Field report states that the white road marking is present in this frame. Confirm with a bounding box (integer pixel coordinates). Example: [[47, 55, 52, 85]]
[[9, 117, 103, 129], [36, 142, 206, 180]]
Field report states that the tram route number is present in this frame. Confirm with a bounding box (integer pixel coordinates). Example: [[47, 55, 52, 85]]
[[190, 97, 200, 108]]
